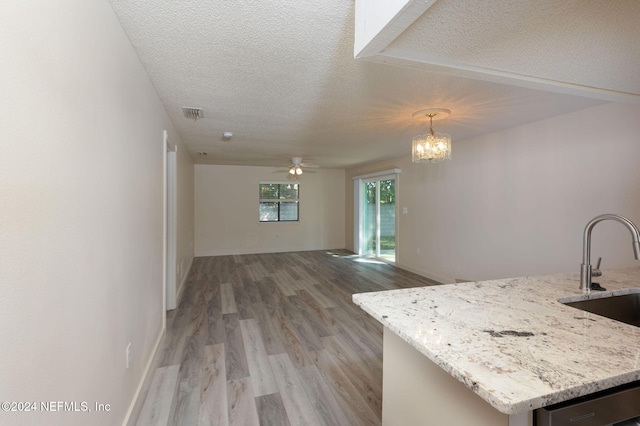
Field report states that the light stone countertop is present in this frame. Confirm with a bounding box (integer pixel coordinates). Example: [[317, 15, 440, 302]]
[[352, 267, 640, 415]]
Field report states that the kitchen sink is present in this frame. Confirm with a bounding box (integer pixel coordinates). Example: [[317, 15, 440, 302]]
[[563, 293, 640, 327]]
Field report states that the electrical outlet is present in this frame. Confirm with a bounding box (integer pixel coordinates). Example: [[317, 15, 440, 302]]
[[126, 342, 132, 369]]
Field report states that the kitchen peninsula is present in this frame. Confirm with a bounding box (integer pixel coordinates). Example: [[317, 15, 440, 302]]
[[353, 267, 640, 426]]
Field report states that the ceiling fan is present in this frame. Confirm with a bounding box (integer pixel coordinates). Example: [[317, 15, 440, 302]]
[[286, 157, 318, 178]]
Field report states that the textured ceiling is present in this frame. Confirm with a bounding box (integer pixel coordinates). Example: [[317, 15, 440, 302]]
[[358, 0, 640, 103], [108, 0, 608, 168]]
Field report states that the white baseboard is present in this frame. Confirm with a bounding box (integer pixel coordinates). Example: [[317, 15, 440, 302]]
[[121, 326, 165, 426], [194, 246, 346, 257], [393, 262, 453, 285]]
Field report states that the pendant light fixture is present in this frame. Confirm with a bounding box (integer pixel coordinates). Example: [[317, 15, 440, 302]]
[[411, 108, 452, 163]]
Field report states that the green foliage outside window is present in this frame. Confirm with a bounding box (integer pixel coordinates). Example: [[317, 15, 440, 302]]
[[259, 183, 299, 222]]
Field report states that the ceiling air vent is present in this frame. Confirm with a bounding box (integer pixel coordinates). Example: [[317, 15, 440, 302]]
[[182, 107, 204, 120], [196, 151, 208, 157]]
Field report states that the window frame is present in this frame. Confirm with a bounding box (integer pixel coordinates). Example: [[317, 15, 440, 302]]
[[258, 182, 300, 223]]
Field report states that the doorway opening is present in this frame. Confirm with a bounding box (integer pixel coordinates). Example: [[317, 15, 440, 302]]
[[164, 131, 177, 311]]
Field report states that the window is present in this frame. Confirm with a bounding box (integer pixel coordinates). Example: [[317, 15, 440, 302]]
[[259, 183, 299, 222]]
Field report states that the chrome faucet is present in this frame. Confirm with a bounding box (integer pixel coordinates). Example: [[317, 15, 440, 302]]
[[580, 214, 640, 291]]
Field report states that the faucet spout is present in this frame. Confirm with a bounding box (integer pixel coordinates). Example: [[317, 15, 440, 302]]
[[580, 214, 640, 291]]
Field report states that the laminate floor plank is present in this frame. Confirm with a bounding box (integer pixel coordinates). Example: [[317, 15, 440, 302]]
[[318, 278, 352, 302], [250, 302, 287, 356], [220, 283, 238, 314], [295, 289, 334, 325], [289, 293, 332, 338], [169, 336, 204, 425], [202, 274, 221, 305], [311, 349, 381, 426], [302, 284, 337, 309], [270, 270, 298, 296], [169, 379, 199, 426], [205, 293, 226, 346], [268, 353, 322, 426], [224, 313, 250, 380], [133, 250, 439, 426], [255, 277, 284, 313], [338, 302, 383, 339], [272, 305, 313, 368], [168, 299, 196, 334], [322, 336, 382, 412], [245, 262, 270, 282], [231, 279, 254, 320], [230, 267, 251, 286], [243, 278, 261, 305], [135, 364, 180, 426], [290, 265, 321, 285], [278, 298, 325, 353], [299, 365, 351, 426], [255, 393, 291, 426], [156, 328, 188, 368], [283, 266, 302, 280], [239, 319, 278, 397], [199, 344, 228, 426], [227, 377, 260, 426], [330, 307, 385, 363], [259, 254, 280, 273], [190, 296, 208, 337], [288, 253, 312, 266]]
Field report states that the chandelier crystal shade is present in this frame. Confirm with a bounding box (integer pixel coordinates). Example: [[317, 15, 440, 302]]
[[411, 109, 452, 163]]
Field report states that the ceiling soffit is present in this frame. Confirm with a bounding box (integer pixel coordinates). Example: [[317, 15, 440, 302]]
[[355, 0, 640, 104]]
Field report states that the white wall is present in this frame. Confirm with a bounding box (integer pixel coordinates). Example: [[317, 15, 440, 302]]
[[0, 2, 193, 425], [346, 102, 640, 283], [195, 165, 345, 256]]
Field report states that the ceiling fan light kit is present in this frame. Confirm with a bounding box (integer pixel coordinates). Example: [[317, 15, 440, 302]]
[[285, 157, 318, 178], [411, 108, 452, 163]]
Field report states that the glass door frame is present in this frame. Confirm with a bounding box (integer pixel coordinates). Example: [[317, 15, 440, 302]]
[[362, 177, 380, 258], [352, 168, 401, 264]]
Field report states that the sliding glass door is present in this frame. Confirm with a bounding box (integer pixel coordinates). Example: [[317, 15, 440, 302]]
[[363, 180, 378, 257], [362, 176, 396, 262]]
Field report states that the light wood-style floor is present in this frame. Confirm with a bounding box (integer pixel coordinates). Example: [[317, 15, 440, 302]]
[[134, 250, 439, 426]]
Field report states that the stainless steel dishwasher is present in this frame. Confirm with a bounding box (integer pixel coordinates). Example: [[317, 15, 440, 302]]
[[535, 381, 640, 425]]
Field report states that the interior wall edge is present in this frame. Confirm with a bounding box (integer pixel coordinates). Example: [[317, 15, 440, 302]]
[[175, 256, 194, 308]]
